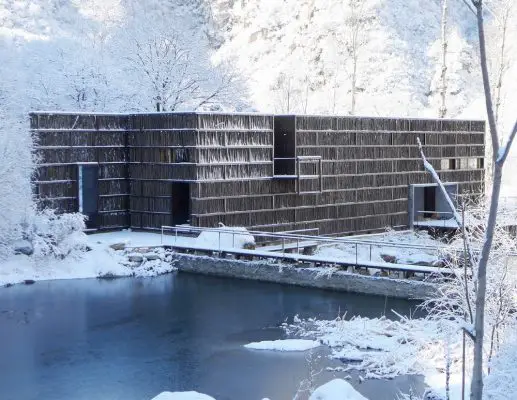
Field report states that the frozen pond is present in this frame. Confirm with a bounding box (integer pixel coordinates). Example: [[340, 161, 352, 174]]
[[0, 272, 426, 400]]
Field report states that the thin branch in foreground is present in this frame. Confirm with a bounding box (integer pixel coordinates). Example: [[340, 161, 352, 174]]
[[461, 0, 477, 15], [495, 120, 517, 164], [416, 137, 461, 224]]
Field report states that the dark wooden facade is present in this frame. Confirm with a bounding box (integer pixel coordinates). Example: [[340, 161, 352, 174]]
[[31, 112, 485, 235]]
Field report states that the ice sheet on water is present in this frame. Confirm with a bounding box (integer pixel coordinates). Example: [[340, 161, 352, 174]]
[[244, 339, 321, 351]]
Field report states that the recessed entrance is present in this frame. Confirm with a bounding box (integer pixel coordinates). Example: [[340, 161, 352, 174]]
[[77, 163, 99, 229], [273, 115, 296, 176], [171, 182, 190, 225], [409, 183, 458, 228]]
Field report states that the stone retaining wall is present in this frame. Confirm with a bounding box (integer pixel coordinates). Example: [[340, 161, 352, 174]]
[[172, 253, 436, 300]]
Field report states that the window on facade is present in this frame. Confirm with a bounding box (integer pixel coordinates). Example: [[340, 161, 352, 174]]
[[477, 158, 484, 169], [459, 158, 468, 169], [174, 148, 189, 163], [410, 183, 459, 227], [441, 159, 458, 170], [159, 148, 189, 163], [468, 158, 478, 169], [159, 149, 172, 163]]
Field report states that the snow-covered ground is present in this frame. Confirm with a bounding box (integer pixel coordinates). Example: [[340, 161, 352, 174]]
[[0, 227, 449, 287], [0, 227, 254, 286], [316, 230, 445, 268]]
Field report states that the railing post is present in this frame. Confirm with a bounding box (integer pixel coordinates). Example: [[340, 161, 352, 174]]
[[369, 244, 372, 261], [282, 237, 285, 254], [161, 226, 163, 245], [175, 227, 178, 244], [355, 243, 358, 266], [232, 231, 235, 248], [297, 238, 299, 254], [218, 231, 221, 252]]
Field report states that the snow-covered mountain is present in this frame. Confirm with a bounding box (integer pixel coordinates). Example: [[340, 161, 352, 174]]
[[0, 0, 516, 191]]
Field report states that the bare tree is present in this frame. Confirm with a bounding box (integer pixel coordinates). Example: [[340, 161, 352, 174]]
[[344, 0, 371, 115], [271, 71, 312, 114], [421, 1, 517, 399], [467, 1, 517, 395], [486, 0, 515, 129], [439, 0, 449, 118], [125, 28, 239, 112]]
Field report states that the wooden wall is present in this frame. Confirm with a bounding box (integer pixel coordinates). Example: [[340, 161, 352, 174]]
[[192, 116, 485, 236], [32, 112, 485, 235], [31, 113, 130, 229]]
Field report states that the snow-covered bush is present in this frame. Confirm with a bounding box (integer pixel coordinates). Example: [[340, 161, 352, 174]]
[[25, 209, 89, 261], [484, 324, 517, 400], [422, 201, 517, 370], [0, 104, 34, 259]]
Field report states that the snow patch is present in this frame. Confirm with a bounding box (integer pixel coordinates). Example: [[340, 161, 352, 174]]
[[244, 339, 321, 351], [151, 392, 215, 400], [309, 379, 369, 400], [196, 226, 255, 249]]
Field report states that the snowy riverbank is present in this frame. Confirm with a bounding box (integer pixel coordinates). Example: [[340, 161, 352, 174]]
[[0, 228, 443, 292], [0, 229, 252, 286]]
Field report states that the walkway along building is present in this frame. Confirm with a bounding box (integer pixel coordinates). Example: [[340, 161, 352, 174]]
[[31, 112, 485, 235]]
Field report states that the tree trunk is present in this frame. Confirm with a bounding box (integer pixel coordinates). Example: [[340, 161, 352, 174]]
[[439, 0, 448, 118], [470, 162, 503, 400], [470, 2, 499, 399], [475, 2, 499, 165], [351, 55, 357, 116], [494, 6, 510, 128]]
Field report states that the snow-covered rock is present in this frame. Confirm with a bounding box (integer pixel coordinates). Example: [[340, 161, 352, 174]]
[[13, 239, 33, 256], [109, 242, 126, 251], [309, 379, 368, 400], [196, 227, 255, 249], [151, 391, 215, 400], [244, 339, 321, 351]]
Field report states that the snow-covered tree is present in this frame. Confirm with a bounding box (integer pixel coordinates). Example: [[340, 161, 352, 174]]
[[439, 0, 448, 118], [485, 0, 516, 132], [0, 104, 34, 258], [421, 2, 517, 397], [428, 30, 478, 118]]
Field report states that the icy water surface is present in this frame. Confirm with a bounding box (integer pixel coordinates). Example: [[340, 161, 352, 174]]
[[0, 273, 425, 400]]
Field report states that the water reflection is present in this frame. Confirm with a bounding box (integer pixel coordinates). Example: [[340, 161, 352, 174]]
[[0, 272, 424, 400]]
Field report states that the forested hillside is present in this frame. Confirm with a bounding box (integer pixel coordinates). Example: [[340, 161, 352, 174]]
[[0, 0, 516, 202]]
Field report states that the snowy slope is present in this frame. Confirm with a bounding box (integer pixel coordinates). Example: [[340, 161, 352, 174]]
[[1, 0, 516, 192], [1, 0, 514, 117], [208, 0, 482, 117]]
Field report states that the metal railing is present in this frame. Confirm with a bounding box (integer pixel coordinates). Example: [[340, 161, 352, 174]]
[[160, 225, 458, 265]]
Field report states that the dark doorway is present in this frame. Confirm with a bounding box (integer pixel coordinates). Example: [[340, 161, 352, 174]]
[[423, 186, 436, 219], [274, 115, 296, 175], [77, 164, 99, 229], [172, 182, 190, 225]]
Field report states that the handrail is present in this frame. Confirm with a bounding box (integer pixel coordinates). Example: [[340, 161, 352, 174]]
[[160, 225, 456, 253], [416, 210, 454, 215]]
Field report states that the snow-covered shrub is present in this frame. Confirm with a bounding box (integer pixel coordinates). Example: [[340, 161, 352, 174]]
[[196, 226, 255, 249], [25, 209, 89, 261], [484, 324, 517, 400], [0, 104, 34, 259]]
